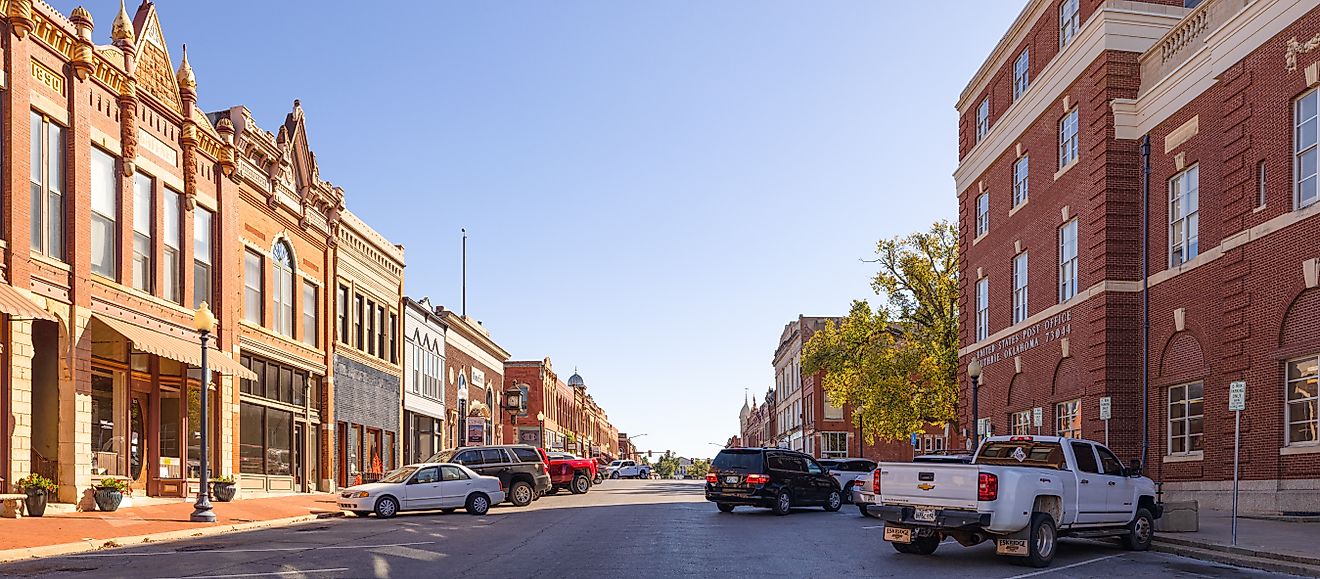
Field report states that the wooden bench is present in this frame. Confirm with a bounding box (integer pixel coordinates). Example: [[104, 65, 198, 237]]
[[0, 493, 27, 518]]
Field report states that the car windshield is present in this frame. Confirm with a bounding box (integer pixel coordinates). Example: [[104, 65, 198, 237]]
[[377, 466, 418, 484], [548, 453, 578, 460], [609, 461, 622, 467], [426, 449, 459, 464], [712, 450, 763, 471], [975, 441, 1067, 470]]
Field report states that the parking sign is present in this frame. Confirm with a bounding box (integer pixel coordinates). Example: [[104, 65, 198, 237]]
[[1229, 381, 1246, 411], [1099, 397, 1112, 421], [1032, 407, 1043, 427]]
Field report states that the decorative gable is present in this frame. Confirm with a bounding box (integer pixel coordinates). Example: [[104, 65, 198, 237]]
[[132, 2, 182, 113]]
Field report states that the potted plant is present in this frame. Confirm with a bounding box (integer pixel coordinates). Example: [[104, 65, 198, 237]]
[[15, 474, 56, 517], [211, 475, 237, 502], [93, 478, 131, 512]]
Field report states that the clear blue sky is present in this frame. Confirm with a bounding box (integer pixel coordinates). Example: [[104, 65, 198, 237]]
[[59, 1, 1023, 460]]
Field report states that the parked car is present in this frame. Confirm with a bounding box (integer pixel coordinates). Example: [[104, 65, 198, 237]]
[[545, 452, 597, 495], [705, 448, 843, 515], [593, 458, 609, 483], [870, 436, 1160, 568], [817, 458, 876, 504], [853, 453, 973, 517], [337, 463, 505, 518], [427, 445, 552, 507], [606, 459, 651, 479]]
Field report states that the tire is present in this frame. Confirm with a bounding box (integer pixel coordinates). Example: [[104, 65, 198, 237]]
[[509, 481, 534, 507], [859, 505, 871, 518], [465, 493, 491, 516], [823, 489, 842, 512], [717, 503, 735, 513], [594, 474, 603, 484], [892, 534, 940, 555], [1023, 512, 1058, 568], [771, 490, 792, 516], [611, 472, 620, 479], [571, 475, 590, 495], [842, 482, 855, 504], [373, 495, 399, 519], [1122, 507, 1155, 551]]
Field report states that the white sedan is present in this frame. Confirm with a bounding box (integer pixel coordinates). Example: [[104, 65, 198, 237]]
[[338, 462, 505, 518]]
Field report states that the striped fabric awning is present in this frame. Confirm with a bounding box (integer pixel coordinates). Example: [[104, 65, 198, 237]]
[[92, 314, 257, 380], [0, 284, 57, 322]]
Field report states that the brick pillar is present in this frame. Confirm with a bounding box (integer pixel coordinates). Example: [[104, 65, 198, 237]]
[[58, 307, 93, 503], [9, 321, 36, 486]]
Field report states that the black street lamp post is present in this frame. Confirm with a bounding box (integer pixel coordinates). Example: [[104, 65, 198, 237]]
[[190, 302, 218, 523]]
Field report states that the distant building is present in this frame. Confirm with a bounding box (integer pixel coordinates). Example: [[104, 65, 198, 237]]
[[402, 298, 447, 463], [435, 308, 509, 447]]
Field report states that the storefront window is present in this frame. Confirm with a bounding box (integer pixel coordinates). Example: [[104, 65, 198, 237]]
[[366, 428, 381, 475], [240, 403, 264, 474], [187, 374, 218, 479], [385, 432, 396, 471], [159, 390, 181, 479], [348, 425, 361, 480], [267, 409, 292, 476], [91, 373, 124, 476]]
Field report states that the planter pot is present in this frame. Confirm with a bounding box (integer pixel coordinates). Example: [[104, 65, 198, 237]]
[[23, 488, 48, 517], [212, 483, 236, 502], [93, 488, 124, 512]]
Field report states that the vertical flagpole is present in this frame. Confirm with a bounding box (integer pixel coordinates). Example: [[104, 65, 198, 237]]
[[461, 228, 467, 317]]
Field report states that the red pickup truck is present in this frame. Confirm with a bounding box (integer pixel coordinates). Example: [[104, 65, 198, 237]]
[[545, 452, 597, 495]]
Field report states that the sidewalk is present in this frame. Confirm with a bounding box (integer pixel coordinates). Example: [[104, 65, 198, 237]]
[[1154, 509, 1320, 576], [0, 493, 343, 562]]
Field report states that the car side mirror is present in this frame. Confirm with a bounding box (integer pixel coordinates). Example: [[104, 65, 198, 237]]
[[1128, 459, 1143, 477]]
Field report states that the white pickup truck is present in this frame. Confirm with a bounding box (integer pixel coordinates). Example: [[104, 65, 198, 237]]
[[606, 460, 651, 479], [868, 435, 1161, 568]]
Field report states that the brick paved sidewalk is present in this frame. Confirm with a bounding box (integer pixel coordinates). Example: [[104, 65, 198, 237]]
[[0, 493, 341, 557]]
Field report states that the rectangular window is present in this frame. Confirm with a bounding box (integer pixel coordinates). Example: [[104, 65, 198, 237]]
[[376, 306, 386, 359], [1169, 164, 1200, 266], [1059, 219, 1078, 302], [1059, 109, 1079, 169], [90, 148, 117, 278], [1055, 399, 1081, 438], [132, 172, 154, 292], [30, 112, 65, 259], [1013, 251, 1029, 324], [354, 294, 364, 350], [976, 98, 990, 141], [1013, 156, 1029, 207], [366, 299, 376, 355], [193, 208, 213, 308], [821, 432, 848, 459], [1168, 382, 1204, 455], [1011, 410, 1033, 435], [976, 192, 989, 237], [244, 250, 263, 323], [1060, 0, 1080, 48], [1286, 355, 1319, 445], [1257, 160, 1267, 208], [1013, 48, 1030, 100], [303, 281, 318, 347], [163, 188, 181, 303], [337, 285, 349, 344], [823, 398, 843, 420], [1295, 90, 1320, 209], [976, 277, 989, 341], [389, 313, 398, 364]]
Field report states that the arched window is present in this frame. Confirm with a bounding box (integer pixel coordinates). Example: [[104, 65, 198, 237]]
[[272, 240, 295, 337]]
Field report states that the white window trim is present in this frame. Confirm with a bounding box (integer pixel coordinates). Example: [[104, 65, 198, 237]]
[[1013, 155, 1030, 208], [1055, 399, 1081, 438], [977, 98, 991, 142], [976, 192, 990, 237], [1059, 0, 1080, 49], [1059, 219, 1078, 303], [1013, 252, 1029, 324], [1167, 382, 1203, 456], [976, 278, 989, 341], [1169, 165, 1200, 267], [1285, 354, 1320, 447], [1013, 48, 1030, 101], [1011, 410, 1032, 435], [1059, 108, 1079, 170], [1295, 90, 1320, 210]]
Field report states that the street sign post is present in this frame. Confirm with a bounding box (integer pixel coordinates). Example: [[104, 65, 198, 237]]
[[1229, 380, 1246, 546], [1032, 407, 1043, 435], [1099, 397, 1112, 447]]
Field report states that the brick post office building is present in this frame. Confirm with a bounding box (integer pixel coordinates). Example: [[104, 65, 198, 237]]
[[958, 0, 1320, 512]]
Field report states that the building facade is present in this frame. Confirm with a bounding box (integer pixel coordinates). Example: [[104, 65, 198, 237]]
[[332, 210, 404, 486], [402, 297, 446, 464], [504, 360, 619, 459], [436, 307, 509, 447], [217, 101, 339, 494], [957, 0, 1320, 512]]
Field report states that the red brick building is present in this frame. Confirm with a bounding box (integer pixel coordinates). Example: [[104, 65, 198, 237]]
[[958, 0, 1320, 513], [504, 359, 619, 459]]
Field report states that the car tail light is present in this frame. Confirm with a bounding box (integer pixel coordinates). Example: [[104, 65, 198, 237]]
[[705, 472, 718, 484], [978, 472, 998, 501], [745, 473, 770, 485], [1009, 436, 1034, 442], [872, 469, 881, 494]]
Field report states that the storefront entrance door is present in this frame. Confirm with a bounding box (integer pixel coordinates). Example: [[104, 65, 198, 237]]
[[129, 392, 150, 493], [293, 423, 305, 491]]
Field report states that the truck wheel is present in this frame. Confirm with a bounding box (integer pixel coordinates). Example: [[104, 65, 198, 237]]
[[594, 473, 603, 484], [571, 475, 590, 494], [509, 481, 534, 507], [1023, 512, 1057, 568], [717, 503, 735, 513], [771, 490, 792, 516], [893, 534, 940, 555], [859, 505, 873, 518], [1122, 507, 1154, 551], [842, 482, 855, 504], [823, 490, 842, 512], [611, 471, 620, 479]]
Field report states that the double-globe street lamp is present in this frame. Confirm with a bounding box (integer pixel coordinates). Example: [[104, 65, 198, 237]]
[[968, 357, 983, 446], [190, 302, 218, 523]]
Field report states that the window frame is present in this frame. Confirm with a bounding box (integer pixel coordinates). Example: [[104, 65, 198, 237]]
[[131, 171, 154, 293], [1055, 399, 1081, 438], [976, 192, 989, 237], [1013, 155, 1029, 207], [162, 188, 182, 303], [1167, 381, 1204, 456], [976, 98, 990, 142], [1168, 164, 1200, 267], [821, 432, 848, 459], [243, 249, 264, 324], [1286, 354, 1320, 446], [193, 208, 214, 308], [1011, 409, 1033, 435], [1059, 0, 1080, 49], [30, 111, 65, 260], [271, 241, 295, 337], [337, 285, 350, 344], [89, 146, 118, 278], [302, 281, 318, 347], [1013, 48, 1030, 100], [975, 277, 989, 341], [1059, 219, 1079, 302], [1295, 89, 1320, 210], [1059, 108, 1079, 169], [1012, 251, 1029, 324]]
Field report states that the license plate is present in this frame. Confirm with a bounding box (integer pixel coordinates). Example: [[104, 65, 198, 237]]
[[913, 508, 936, 522], [996, 539, 1029, 556], [725, 475, 739, 484], [883, 527, 912, 543]]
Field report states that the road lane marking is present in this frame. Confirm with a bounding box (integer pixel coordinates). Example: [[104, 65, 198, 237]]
[[861, 525, 885, 529], [1001, 554, 1122, 578], [68, 541, 436, 558], [155, 568, 348, 579]]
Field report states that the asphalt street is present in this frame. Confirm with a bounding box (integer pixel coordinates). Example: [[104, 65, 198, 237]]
[[0, 480, 1297, 579]]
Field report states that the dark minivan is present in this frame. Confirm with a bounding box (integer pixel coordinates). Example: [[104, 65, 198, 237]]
[[427, 445, 553, 507], [705, 448, 842, 515]]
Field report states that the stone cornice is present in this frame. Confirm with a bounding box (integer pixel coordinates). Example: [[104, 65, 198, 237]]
[[958, 0, 1052, 112]]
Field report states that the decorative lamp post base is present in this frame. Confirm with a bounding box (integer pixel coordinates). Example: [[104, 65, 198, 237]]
[[190, 498, 216, 523]]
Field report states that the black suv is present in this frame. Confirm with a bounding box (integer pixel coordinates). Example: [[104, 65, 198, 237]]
[[427, 445, 552, 507], [705, 448, 842, 515]]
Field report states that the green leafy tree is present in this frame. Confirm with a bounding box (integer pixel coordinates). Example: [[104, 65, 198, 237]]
[[654, 451, 680, 478], [688, 459, 710, 478], [802, 221, 959, 442]]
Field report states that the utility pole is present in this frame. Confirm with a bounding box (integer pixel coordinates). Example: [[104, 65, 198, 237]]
[[461, 228, 467, 317]]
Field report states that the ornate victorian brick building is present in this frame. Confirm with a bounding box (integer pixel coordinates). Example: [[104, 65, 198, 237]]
[[958, 0, 1320, 512]]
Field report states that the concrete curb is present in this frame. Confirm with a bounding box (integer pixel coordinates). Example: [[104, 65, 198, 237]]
[[1153, 537, 1320, 576], [0, 510, 345, 564]]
